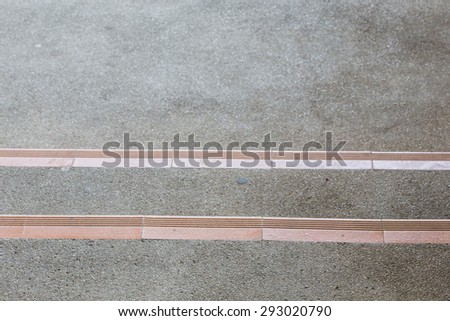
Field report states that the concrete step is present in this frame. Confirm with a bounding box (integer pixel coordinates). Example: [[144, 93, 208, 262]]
[[1, 167, 449, 219], [0, 239, 448, 300]]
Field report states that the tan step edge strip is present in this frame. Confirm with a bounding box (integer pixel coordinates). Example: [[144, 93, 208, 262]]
[[0, 149, 449, 170], [0, 215, 448, 244]]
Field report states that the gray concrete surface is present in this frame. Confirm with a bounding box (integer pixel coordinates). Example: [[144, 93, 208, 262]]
[[0, 239, 448, 300], [1, 0, 449, 150], [1, 167, 449, 219], [1, 0, 449, 302]]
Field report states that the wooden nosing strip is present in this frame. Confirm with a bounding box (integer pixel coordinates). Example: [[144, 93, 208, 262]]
[[263, 218, 383, 230], [24, 216, 142, 227], [372, 152, 450, 161], [143, 217, 262, 228], [0, 216, 26, 226], [0, 215, 448, 243], [1, 149, 449, 162], [0, 215, 448, 230], [382, 220, 450, 231]]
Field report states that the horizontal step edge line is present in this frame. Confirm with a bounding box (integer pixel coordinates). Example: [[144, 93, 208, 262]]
[[0, 216, 448, 232], [0, 149, 449, 161]]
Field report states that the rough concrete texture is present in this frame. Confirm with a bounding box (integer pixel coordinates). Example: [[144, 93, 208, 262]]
[[1, 0, 449, 302], [0, 240, 448, 300], [1, 0, 449, 150], [1, 167, 449, 219]]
